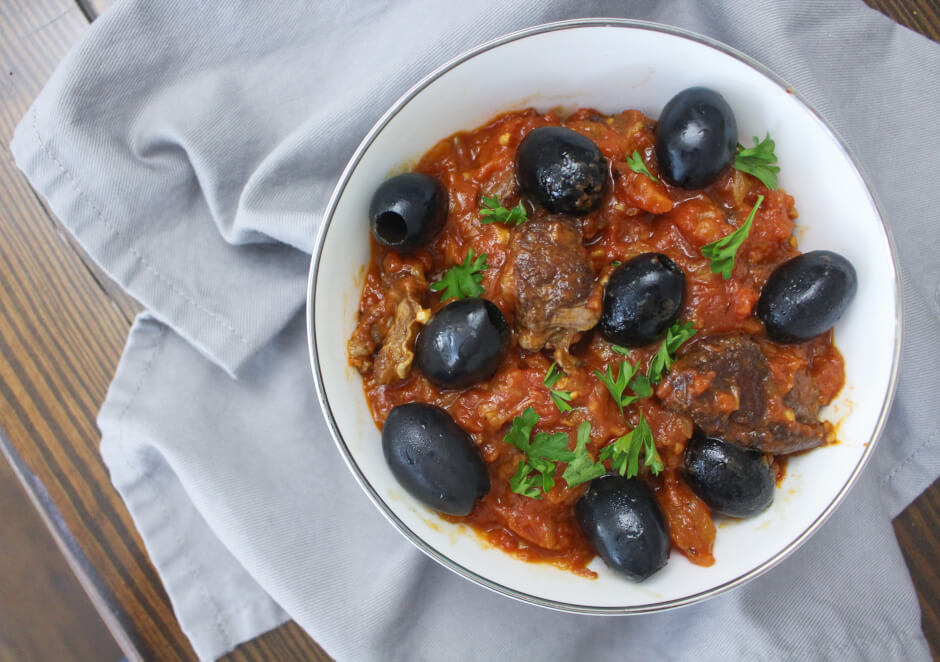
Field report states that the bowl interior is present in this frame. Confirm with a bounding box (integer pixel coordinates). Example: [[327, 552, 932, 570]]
[[309, 22, 898, 611]]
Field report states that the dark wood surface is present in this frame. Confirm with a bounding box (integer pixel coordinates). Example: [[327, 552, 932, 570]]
[[0, 1, 936, 660]]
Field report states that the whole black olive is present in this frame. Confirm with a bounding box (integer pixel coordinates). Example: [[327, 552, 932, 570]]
[[414, 298, 510, 389], [599, 253, 685, 347], [575, 475, 670, 581], [655, 87, 738, 189], [757, 250, 857, 344], [682, 434, 774, 518], [382, 403, 489, 516], [515, 126, 608, 215], [369, 172, 447, 251]]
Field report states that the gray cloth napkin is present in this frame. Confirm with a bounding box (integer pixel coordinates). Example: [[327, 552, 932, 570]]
[[12, 0, 940, 659]]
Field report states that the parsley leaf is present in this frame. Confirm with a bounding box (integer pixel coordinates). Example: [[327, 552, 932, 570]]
[[626, 149, 658, 182], [480, 195, 528, 226], [701, 194, 764, 280], [599, 416, 663, 479], [594, 348, 651, 415], [509, 460, 542, 498], [429, 248, 488, 302], [504, 407, 539, 452], [504, 408, 576, 499], [529, 431, 574, 463], [562, 422, 607, 487], [648, 322, 697, 384], [630, 372, 653, 397], [734, 134, 779, 190], [544, 363, 574, 412]]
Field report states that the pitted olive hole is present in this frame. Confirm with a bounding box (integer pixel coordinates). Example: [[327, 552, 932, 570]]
[[375, 211, 407, 244]]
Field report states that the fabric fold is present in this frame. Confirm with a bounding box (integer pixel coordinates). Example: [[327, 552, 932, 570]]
[[98, 315, 289, 660]]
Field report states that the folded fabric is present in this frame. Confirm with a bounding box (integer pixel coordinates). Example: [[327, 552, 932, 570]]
[[11, 0, 940, 659]]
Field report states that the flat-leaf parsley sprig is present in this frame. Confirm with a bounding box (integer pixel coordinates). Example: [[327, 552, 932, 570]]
[[505, 407, 574, 499], [701, 194, 764, 280], [562, 422, 607, 487], [599, 415, 663, 479], [429, 248, 488, 301], [504, 410, 608, 498], [594, 348, 653, 416], [544, 363, 574, 413], [480, 195, 527, 226], [734, 133, 779, 190], [625, 149, 658, 182], [648, 321, 697, 384]]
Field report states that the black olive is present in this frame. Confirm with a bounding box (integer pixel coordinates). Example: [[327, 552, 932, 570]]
[[655, 87, 738, 189], [414, 298, 510, 389], [369, 172, 447, 251], [515, 126, 608, 215], [757, 250, 857, 344], [382, 403, 489, 516], [575, 475, 670, 581], [682, 434, 774, 518], [599, 253, 685, 347]]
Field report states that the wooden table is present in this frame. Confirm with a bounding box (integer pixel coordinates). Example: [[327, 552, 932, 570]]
[[0, 1, 937, 659]]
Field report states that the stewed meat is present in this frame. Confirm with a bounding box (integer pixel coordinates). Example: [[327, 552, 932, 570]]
[[372, 293, 429, 384], [657, 333, 826, 454], [348, 256, 429, 384], [501, 216, 602, 366]]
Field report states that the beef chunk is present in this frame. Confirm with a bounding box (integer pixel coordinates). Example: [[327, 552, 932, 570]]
[[501, 217, 602, 367], [658, 334, 826, 454], [347, 257, 429, 382], [372, 293, 430, 384]]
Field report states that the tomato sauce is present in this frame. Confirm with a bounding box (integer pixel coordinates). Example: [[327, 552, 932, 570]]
[[349, 107, 845, 576]]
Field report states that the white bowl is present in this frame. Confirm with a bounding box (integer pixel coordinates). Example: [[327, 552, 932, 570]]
[[307, 19, 901, 613]]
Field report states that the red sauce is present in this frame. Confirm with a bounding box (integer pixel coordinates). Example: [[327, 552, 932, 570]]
[[349, 107, 845, 576]]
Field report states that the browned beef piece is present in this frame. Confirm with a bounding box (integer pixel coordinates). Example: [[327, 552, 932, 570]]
[[348, 258, 429, 383], [372, 293, 429, 384], [502, 216, 602, 368], [658, 334, 826, 454]]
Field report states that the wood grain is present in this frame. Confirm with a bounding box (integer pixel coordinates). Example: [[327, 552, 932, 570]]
[[866, 0, 940, 40], [0, 1, 934, 661], [0, 439, 122, 661], [894, 485, 940, 658]]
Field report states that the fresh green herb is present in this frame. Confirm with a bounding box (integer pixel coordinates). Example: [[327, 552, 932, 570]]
[[544, 363, 574, 413], [504, 406, 540, 451], [429, 248, 488, 302], [734, 133, 779, 190], [626, 149, 658, 182], [562, 422, 607, 487], [701, 194, 764, 280], [630, 372, 653, 398], [480, 195, 528, 226], [611, 260, 622, 267], [509, 460, 542, 498], [594, 348, 652, 415], [648, 322, 697, 384], [527, 431, 574, 463], [599, 416, 663, 479], [504, 407, 575, 499]]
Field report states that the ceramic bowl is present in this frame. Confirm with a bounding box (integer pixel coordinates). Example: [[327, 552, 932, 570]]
[[307, 19, 900, 613]]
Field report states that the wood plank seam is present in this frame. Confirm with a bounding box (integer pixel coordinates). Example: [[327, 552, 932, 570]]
[[0, 428, 143, 662]]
